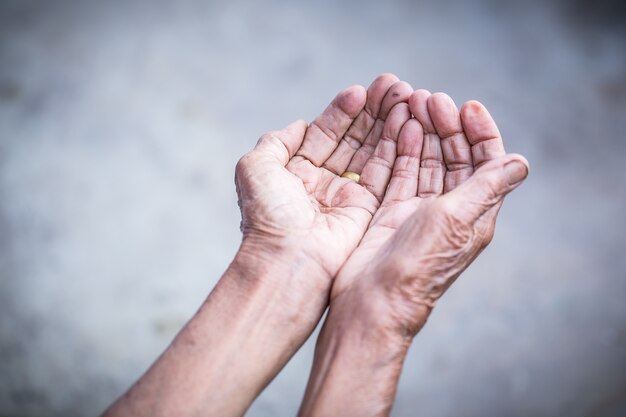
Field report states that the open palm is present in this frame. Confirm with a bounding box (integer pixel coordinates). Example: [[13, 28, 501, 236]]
[[235, 74, 414, 278], [332, 90, 529, 316]]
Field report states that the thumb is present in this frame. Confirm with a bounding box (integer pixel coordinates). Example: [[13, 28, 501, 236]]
[[254, 119, 308, 165], [446, 153, 529, 222]]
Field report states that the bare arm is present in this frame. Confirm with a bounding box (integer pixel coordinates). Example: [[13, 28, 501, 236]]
[[297, 288, 413, 417], [103, 238, 329, 417]]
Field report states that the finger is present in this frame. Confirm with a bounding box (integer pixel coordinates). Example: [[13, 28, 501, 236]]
[[359, 103, 411, 202], [296, 85, 367, 166], [409, 89, 435, 133], [383, 118, 424, 203], [427, 93, 474, 193], [323, 74, 401, 175], [344, 80, 413, 174], [409, 89, 445, 198], [378, 81, 414, 120], [460, 100, 506, 169], [444, 153, 529, 222], [254, 119, 308, 165]]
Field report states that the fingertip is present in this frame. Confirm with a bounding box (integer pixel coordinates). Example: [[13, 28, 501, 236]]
[[378, 81, 413, 120], [460, 100, 491, 126], [365, 75, 402, 118], [508, 153, 530, 169], [284, 119, 308, 134], [428, 92, 457, 111], [429, 91, 453, 102], [409, 89, 431, 112], [375, 72, 400, 85], [348, 84, 366, 92], [473, 154, 529, 192], [290, 118, 308, 127], [400, 80, 414, 92], [503, 153, 530, 184], [428, 92, 462, 137], [409, 89, 435, 133], [336, 85, 367, 117], [460, 99, 501, 146], [461, 99, 485, 114], [389, 82, 414, 104], [391, 81, 414, 97]]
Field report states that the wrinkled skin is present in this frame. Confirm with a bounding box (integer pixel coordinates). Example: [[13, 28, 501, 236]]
[[235, 74, 528, 337], [331, 90, 529, 335], [102, 74, 528, 417], [235, 74, 414, 282]]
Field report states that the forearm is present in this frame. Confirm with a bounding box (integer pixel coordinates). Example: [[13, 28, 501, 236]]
[[103, 237, 331, 417], [297, 288, 413, 417]]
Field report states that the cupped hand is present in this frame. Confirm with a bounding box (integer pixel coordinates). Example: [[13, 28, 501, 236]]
[[235, 74, 414, 282], [331, 90, 529, 335]]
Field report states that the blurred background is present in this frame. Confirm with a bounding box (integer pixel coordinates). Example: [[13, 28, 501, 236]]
[[0, 0, 625, 416]]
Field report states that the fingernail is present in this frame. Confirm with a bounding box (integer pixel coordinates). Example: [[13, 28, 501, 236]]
[[504, 160, 528, 185]]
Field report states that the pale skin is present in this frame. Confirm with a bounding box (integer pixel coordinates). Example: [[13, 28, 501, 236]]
[[102, 74, 528, 417]]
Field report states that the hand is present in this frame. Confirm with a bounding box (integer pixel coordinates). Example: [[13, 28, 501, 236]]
[[298, 91, 529, 417], [332, 90, 529, 334], [235, 73, 413, 283]]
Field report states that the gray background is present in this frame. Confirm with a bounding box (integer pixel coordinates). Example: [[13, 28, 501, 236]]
[[1, 0, 625, 416]]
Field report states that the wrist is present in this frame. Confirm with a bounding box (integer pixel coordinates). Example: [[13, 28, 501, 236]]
[[334, 260, 436, 340], [298, 285, 411, 417], [234, 233, 332, 287], [223, 234, 333, 331], [331, 283, 414, 352]]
